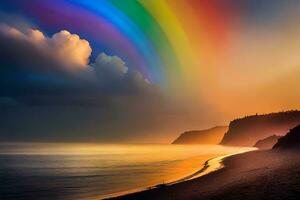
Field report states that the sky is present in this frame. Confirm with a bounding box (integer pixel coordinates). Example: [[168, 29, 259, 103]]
[[1, 0, 300, 143]]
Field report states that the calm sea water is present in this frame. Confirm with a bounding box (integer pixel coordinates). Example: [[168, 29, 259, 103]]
[[0, 143, 252, 200]]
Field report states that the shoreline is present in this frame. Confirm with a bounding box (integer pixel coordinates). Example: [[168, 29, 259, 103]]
[[111, 149, 300, 200], [169, 148, 255, 185], [105, 148, 255, 200]]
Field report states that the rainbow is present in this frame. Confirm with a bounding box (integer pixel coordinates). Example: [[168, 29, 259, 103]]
[[9, 0, 234, 87]]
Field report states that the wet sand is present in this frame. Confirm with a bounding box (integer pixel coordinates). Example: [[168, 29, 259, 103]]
[[110, 149, 300, 200]]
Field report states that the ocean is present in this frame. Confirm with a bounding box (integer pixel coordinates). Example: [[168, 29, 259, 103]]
[[0, 143, 253, 200]]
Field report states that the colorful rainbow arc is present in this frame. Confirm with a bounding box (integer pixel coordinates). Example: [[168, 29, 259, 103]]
[[14, 0, 232, 86]]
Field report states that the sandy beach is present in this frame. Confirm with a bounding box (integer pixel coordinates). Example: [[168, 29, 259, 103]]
[[110, 149, 300, 200]]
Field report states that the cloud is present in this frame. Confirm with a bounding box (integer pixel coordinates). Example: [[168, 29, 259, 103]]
[[0, 24, 92, 74], [93, 52, 128, 79], [0, 24, 222, 143], [50, 30, 92, 67], [91, 52, 157, 95], [0, 24, 160, 106], [0, 25, 181, 143]]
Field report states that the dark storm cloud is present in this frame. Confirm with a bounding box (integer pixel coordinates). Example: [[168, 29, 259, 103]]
[[0, 18, 220, 144], [0, 24, 175, 142]]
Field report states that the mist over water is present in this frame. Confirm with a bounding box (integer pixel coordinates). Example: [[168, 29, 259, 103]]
[[0, 143, 251, 200]]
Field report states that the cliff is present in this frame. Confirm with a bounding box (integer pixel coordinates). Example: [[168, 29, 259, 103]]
[[273, 125, 300, 149], [253, 135, 282, 150], [220, 111, 300, 146], [172, 126, 228, 144]]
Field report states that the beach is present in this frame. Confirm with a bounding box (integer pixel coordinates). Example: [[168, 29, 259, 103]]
[[111, 149, 300, 200], [0, 143, 251, 200]]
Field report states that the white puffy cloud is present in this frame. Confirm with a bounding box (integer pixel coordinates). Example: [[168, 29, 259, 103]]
[[50, 30, 92, 67], [0, 23, 92, 72]]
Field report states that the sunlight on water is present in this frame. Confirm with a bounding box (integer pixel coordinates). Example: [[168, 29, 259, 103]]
[[0, 143, 254, 200]]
